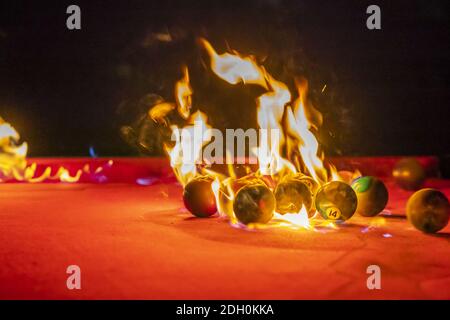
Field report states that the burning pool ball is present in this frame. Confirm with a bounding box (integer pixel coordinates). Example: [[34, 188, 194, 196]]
[[183, 176, 217, 218], [315, 181, 358, 222], [274, 177, 313, 216], [351, 176, 389, 217], [406, 188, 450, 233], [297, 175, 319, 195], [392, 157, 426, 190], [233, 183, 275, 224]]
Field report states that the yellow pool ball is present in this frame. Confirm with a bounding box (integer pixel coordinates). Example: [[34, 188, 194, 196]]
[[315, 181, 358, 222]]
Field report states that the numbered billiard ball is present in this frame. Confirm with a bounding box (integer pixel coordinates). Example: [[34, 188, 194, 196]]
[[392, 157, 426, 190], [233, 183, 275, 224], [315, 181, 358, 222], [406, 188, 450, 233], [183, 176, 217, 218], [274, 177, 313, 216], [351, 176, 389, 217]]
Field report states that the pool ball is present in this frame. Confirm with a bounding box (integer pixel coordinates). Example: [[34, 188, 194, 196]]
[[217, 176, 270, 218], [351, 176, 389, 217], [315, 181, 358, 222], [296, 174, 320, 212], [296, 174, 319, 195], [392, 157, 426, 190], [406, 188, 450, 233], [183, 176, 217, 218], [233, 183, 275, 224], [274, 177, 313, 216]]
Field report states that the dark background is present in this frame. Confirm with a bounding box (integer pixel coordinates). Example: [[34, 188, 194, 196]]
[[0, 0, 449, 157]]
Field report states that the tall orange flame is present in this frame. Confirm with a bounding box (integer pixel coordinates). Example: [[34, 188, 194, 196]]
[[175, 66, 193, 119], [164, 111, 212, 186]]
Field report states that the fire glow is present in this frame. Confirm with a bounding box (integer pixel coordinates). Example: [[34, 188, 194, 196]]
[[147, 38, 362, 231]]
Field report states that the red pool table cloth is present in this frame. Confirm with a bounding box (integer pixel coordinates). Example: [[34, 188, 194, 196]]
[[0, 157, 449, 299]]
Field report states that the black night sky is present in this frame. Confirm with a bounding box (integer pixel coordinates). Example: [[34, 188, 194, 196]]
[[0, 0, 449, 158]]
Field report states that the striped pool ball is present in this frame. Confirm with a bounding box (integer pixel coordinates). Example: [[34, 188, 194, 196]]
[[406, 188, 450, 233], [315, 181, 357, 222], [351, 176, 389, 217]]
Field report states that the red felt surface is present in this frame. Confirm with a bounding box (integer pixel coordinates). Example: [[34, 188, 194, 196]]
[[0, 157, 449, 300]]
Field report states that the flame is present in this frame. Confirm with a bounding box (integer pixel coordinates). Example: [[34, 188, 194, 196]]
[[332, 168, 362, 184], [285, 82, 327, 183], [273, 205, 311, 229], [175, 66, 193, 119], [256, 74, 296, 176], [162, 39, 360, 231], [211, 176, 238, 224], [164, 111, 212, 186], [0, 116, 112, 184], [0, 116, 98, 183], [148, 102, 175, 125], [329, 164, 341, 182], [200, 38, 268, 89], [198, 39, 339, 228], [0, 119, 28, 180], [148, 67, 194, 125], [209, 150, 241, 224], [200, 39, 328, 183], [201, 39, 296, 177]]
